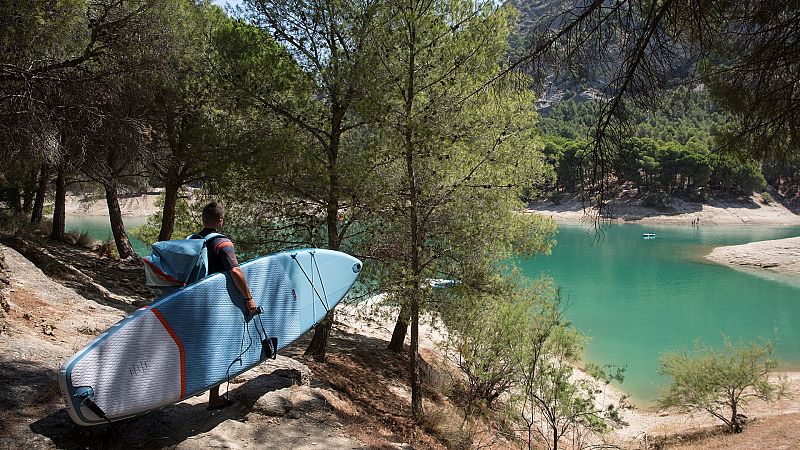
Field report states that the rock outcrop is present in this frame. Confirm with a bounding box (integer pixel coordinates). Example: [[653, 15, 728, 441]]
[[0, 245, 10, 334]]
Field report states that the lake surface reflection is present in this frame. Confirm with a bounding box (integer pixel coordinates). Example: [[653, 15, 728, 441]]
[[516, 223, 800, 407]]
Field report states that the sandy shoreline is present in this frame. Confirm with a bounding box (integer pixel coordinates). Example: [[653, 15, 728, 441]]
[[64, 192, 161, 217], [528, 195, 800, 278], [705, 236, 800, 276], [529, 193, 800, 226]]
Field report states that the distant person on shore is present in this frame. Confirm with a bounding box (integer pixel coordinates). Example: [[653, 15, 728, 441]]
[[192, 201, 258, 410]]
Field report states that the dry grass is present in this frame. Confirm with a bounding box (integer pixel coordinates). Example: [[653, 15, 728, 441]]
[[63, 230, 97, 249], [98, 238, 119, 259], [657, 413, 800, 449], [419, 403, 474, 450]]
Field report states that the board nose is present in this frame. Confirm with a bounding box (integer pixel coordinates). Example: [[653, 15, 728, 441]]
[[309, 250, 362, 299]]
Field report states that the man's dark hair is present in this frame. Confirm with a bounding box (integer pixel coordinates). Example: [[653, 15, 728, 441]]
[[202, 202, 224, 226]]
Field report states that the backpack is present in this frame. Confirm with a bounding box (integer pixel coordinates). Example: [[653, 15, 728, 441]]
[[142, 232, 223, 297]]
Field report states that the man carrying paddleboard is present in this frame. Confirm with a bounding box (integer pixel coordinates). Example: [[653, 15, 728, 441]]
[[192, 201, 258, 410]]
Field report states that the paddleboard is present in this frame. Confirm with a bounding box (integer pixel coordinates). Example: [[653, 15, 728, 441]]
[[58, 248, 362, 426]]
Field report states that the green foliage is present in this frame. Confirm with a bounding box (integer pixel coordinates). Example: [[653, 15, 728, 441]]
[[213, 19, 311, 115], [369, 1, 556, 292], [709, 154, 767, 194], [443, 275, 626, 449], [210, 1, 378, 258], [0, 0, 88, 71], [513, 307, 626, 450], [132, 194, 198, 245], [442, 278, 557, 412], [538, 88, 771, 198], [658, 338, 787, 433], [539, 88, 727, 147]]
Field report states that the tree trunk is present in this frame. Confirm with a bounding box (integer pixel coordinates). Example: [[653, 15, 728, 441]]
[[157, 181, 180, 242], [304, 311, 333, 361], [22, 170, 37, 212], [304, 109, 344, 362], [553, 426, 558, 450], [731, 401, 742, 433], [104, 181, 135, 259], [402, 12, 422, 419], [50, 165, 66, 241], [388, 304, 409, 352], [410, 287, 422, 417], [30, 164, 50, 225]]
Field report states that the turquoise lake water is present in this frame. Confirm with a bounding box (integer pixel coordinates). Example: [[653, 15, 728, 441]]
[[65, 215, 150, 256], [516, 223, 800, 407]]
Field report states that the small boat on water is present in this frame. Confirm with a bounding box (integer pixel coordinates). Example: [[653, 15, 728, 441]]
[[642, 233, 656, 239]]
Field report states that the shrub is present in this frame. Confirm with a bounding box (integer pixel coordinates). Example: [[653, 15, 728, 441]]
[[64, 230, 97, 249], [33, 218, 52, 235], [761, 191, 773, 204], [643, 192, 670, 208], [659, 338, 787, 433], [0, 212, 31, 236], [98, 238, 119, 259]]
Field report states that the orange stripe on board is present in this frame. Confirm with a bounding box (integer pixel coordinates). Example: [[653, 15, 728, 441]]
[[150, 307, 186, 399]]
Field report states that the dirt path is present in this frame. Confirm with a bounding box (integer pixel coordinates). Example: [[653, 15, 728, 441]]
[[0, 244, 363, 450]]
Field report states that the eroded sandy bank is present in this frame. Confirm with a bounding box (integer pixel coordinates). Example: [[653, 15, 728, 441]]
[[529, 194, 800, 226], [705, 236, 800, 276], [64, 192, 161, 217]]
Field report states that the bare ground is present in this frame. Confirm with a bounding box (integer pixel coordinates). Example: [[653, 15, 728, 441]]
[[529, 193, 800, 226], [705, 236, 800, 276], [65, 193, 161, 217], [662, 413, 800, 450]]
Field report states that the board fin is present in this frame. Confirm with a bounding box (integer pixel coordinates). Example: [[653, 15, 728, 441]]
[[76, 387, 112, 424], [263, 337, 278, 360]]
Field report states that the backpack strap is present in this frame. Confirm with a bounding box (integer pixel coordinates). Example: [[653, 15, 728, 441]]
[[188, 232, 225, 243], [201, 232, 224, 250], [186, 232, 227, 282]]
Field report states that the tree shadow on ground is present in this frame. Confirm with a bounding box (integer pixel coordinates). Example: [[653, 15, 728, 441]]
[[29, 368, 303, 450], [770, 188, 800, 215], [283, 326, 451, 448], [44, 241, 152, 304], [0, 235, 150, 312], [0, 358, 60, 413]]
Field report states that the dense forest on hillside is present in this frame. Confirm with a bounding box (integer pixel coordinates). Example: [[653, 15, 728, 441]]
[[537, 88, 781, 204], [509, 0, 800, 210]]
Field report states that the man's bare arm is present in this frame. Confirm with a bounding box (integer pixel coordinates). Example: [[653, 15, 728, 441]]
[[231, 267, 257, 314]]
